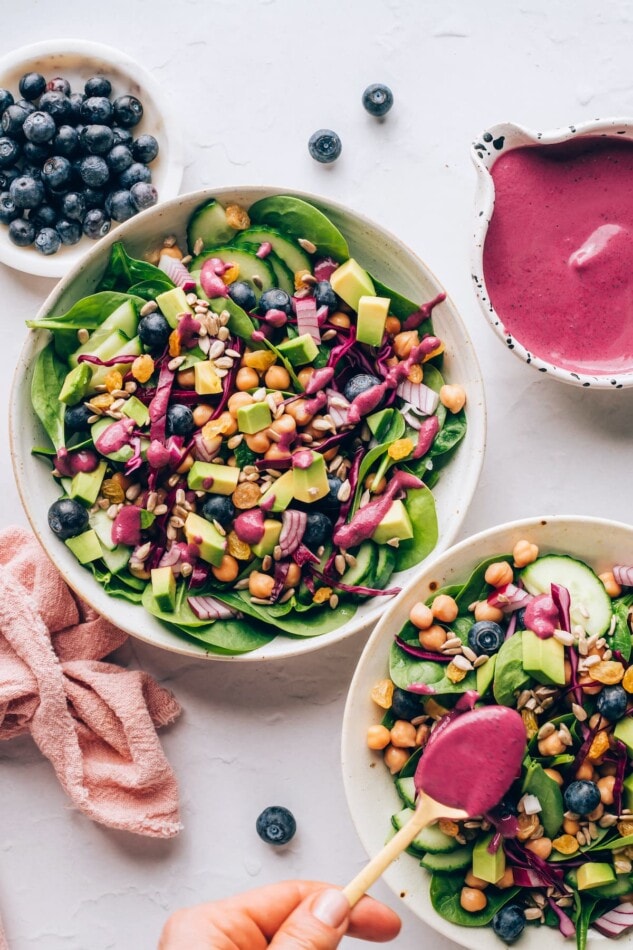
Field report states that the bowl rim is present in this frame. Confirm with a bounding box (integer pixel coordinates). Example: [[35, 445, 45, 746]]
[[470, 115, 633, 390], [10, 184, 486, 662], [0, 37, 185, 279], [341, 513, 633, 947]]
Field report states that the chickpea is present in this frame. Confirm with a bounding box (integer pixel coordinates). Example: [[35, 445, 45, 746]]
[[563, 817, 580, 835], [599, 571, 622, 598], [383, 745, 409, 774], [216, 411, 238, 436], [285, 399, 314, 426], [419, 624, 447, 652], [176, 367, 196, 389], [538, 732, 566, 756], [323, 447, 338, 462], [597, 775, 616, 805], [415, 724, 431, 747], [265, 365, 291, 390], [393, 330, 419, 359], [329, 311, 351, 329], [364, 473, 387, 494], [245, 431, 272, 454], [588, 803, 604, 821], [484, 561, 514, 588], [513, 539, 539, 568], [600, 763, 618, 777], [227, 392, 255, 417], [385, 316, 401, 336], [495, 867, 515, 890], [248, 571, 275, 599], [366, 725, 391, 750], [270, 414, 296, 436], [409, 602, 434, 630], [576, 761, 595, 781], [431, 594, 459, 623], [439, 384, 467, 414], [464, 871, 488, 890], [460, 887, 487, 913], [284, 563, 302, 589], [525, 837, 552, 860], [580, 675, 602, 696], [236, 367, 260, 391], [264, 443, 292, 461], [390, 720, 417, 748], [474, 601, 505, 623], [304, 416, 331, 439], [297, 366, 315, 388], [176, 452, 195, 474], [544, 768, 564, 787], [193, 404, 214, 427], [211, 554, 239, 583], [564, 659, 572, 685]]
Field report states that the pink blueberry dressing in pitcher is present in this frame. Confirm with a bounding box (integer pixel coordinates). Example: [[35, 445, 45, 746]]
[[483, 138, 633, 374]]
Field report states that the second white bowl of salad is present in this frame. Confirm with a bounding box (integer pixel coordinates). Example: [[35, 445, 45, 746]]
[[10, 187, 485, 660]]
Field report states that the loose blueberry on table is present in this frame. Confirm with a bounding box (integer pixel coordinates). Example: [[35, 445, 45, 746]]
[[256, 807, 297, 846], [362, 83, 394, 117], [308, 129, 342, 164]]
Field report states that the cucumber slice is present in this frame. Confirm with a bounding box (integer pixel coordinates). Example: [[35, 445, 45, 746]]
[[395, 776, 417, 808], [586, 874, 633, 898], [100, 543, 131, 574], [187, 199, 235, 251], [341, 541, 379, 591], [89, 336, 142, 390], [374, 545, 397, 590], [521, 554, 612, 636], [190, 245, 276, 300], [248, 195, 349, 262], [265, 251, 294, 295], [420, 846, 473, 873], [391, 808, 458, 854], [233, 226, 311, 277], [90, 508, 116, 550]]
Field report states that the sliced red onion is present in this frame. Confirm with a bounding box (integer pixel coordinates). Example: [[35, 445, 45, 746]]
[[547, 899, 575, 938], [158, 546, 180, 568], [551, 583, 571, 632], [504, 610, 518, 641], [396, 379, 439, 415], [394, 636, 452, 662], [511, 866, 548, 888], [403, 408, 422, 430], [192, 430, 218, 463], [614, 565, 633, 586], [326, 387, 350, 427], [256, 241, 272, 259], [188, 596, 240, 621], [158, 254, 196, 292], [279, 509, 307, 556], [488, 583, 533, 612], [314, 257, 338, 281], [593, 903, 633, 938], [316, 304, 329, 326], [295, 297, 321, 343]]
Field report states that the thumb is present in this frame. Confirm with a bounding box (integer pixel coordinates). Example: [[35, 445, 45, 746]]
[[269, 888, 350, 950]]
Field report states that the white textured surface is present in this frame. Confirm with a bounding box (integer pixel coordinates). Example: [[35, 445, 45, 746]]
[[1, 1, 633, 948]]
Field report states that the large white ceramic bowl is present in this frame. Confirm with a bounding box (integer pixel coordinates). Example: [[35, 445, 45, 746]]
[[342, 515, 633, 948], [0, 39, 184, 278], [471, 117, 633, 390], [10, 186, 485, 661]]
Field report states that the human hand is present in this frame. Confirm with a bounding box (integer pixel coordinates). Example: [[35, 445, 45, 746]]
[[159, 879, 401, 949]]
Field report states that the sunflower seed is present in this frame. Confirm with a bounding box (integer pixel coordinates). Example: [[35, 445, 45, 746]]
[[329, 594, 339, 609], [452, 655, 473, 672], [337, 480, 351, 503], [537, 722, 555, 739], [441, 637, 462, 651], [553, 630, 574, 646], [146, 491, 158, 512], [462, 645, 478, 663], [335, 555, 346, 574], [473, 654, 489, 668], [572, 703, 587, 721], [298, 237, 317, 253], [193, 238, 204, 256], [140, 300, 158, 316], [233, 578, 250, 590], [584, 654, 601, 668], [524, 908, 544, 921], [214, 356, 234, 370], [517, 689, 532, 710], [77, 327, 90, 344], [180, 562, 193, 577], [168, 356, 186, 371], [280, 588, 295, 604]]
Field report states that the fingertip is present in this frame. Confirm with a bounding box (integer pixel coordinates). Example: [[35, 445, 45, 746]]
[[348, 895, 402, 942]]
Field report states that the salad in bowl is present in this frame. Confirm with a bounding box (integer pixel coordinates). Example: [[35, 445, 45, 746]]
[[342, 517, 633, 950], [13, 188, 484, 660]]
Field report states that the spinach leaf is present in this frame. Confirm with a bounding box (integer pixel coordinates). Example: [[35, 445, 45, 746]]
[[389, 641, 476, 695], [208, 296, 258, 342], [350, 412, 406, 514], [225, 590, 358, 636], [521, 757, 564, 838], [430, 872, 519, 926], [574, 893, 599, 950], [248, 195, 349, 262], [609, 595, 633, 662], [371, 277, 424, 323], [430, 409, 467, 458], [178, 346, 206, 370], [27, 291, 144, 332], [88, 563, 144, 603], [142, 582, 213, 626], [98, 242, 174, 294], [400, 747, 423, 778], [456, 554, 513, 613], [165, 617, 274, 655], [127, 277, 175, 299], [395, 486, 438, 571], [493, 631, 531, 706], [31, 341, 66, 450]]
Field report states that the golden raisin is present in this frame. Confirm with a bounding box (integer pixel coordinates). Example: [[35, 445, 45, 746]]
[[232, 482, 261, 509], [168, 331, 181, 358], [516, 814, 539, 841], [227, 531, 252, 561], [104, 369, 123, 393], [425, 698, 450, 719], [587, 731, 610, 761], [371, 679, 394, 709], [101, 478, 125, 504], [617, 820, 633, 837], [132, 354, 155, 383], [313, 586, 333, 604], [223, 264, 240, 285], [446, 662, 467, 684], [202, 416, 235, 439], [592, 661, 625, 685], [388, 438, 415, 461], [89, 393, 114, 410], [521, 708, 539, 740], [422, 341, 445, 363], [623, 666, 633, 694], [294, 268, 312, 290], [243, 350, 277, 372], [225, 204, 250, 230], [552, 834, 580, 855], [439, 819, 460, 837], [407, 364, 423, 384]]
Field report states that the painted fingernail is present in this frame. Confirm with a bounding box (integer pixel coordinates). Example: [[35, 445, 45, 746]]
[[312, 889, 350, 928]]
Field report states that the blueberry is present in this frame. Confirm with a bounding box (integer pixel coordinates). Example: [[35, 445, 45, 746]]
[[31, 204, 58, 229], [132, 133, 159, 163], [259, 288, 293, 315], [35, 227, 61, 255], [0, 192, 17, 224], [108, 188, 135, 222], [201, 494, 235, 528], [41, 155, 72, 191], [10, 175, 44, 209], [19, 72, 46, 101], [8, 217, 35, 246], [81, 123, 114, 156], [564, 780, 601, 816], [0, 166, 19, 190], [343, 373, 380, 403], [138, 311, 170, 352], [65, 403, 93, 432], [130, 181, 157, 212], [1, 103, 30, 137], [516, 607, 527, 629], [82, 208, 110, 240], [322, 475, 342, 509], [68, 92, 85, 122], [308, 128, 342, 164], [106, 143, 133, 174], [391, 686, 423, 720], [314, 280, 337, 312], [0, 89, 14, 114], [362, 83, 394, 117], [80, 186, 104, 210], [38, 91, 72, 124], [53, 124, 79, 157], [15, 99, 36, 116], [255, 806, 296, 846], [166, 404, 194, 439], [48, 498, 89, 540], [492, 905, 525, 944], [112, 126, 133, 146], [303, 512, 332, 549], [112, 95, 143, 128], [228, 280, 257, 312], [85, 76, 111, 98], [118, 162, 151, 188], [61, 191, 86, 221], [47, 77, 71, 96], [79, 154, 109, 187], [23, 110, 56, 144], [23, 140, 49, 163], [0, 136, 20, 167], [56, 218, 81, 245], [596, 685, 628, 721], [20, 163, 43, 181], [467, 620, 504, 656], [81, 96, 113, 125]]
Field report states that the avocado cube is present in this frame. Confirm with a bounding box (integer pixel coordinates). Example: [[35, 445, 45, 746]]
[[292, 451, 329, 504], [614, 718, 633, 758], [69, 461, 107, 506], [367, 409, 392, 440], [356, 295, 390, 347], [372, 500, 414, 545], [65, 529, 103, 564], [59, 363, 92, 406], [277, 334, 319, 367], [577, 862, 616, 891], [184, 512, 226, 567], [151, 566, 176, 612], [251, 519, 282, 558], [237, 401, 272, 435], [476, 653, 496, 698], [122, 395, 150, 427], [195, 361, 223, 395], [329, 258, 376, 311], [188, 461, 240, 495], [258, 469, 295, 512], [522, 629, 566, 686], [472, 833, 506, 884], [156, 287, 194, 329]]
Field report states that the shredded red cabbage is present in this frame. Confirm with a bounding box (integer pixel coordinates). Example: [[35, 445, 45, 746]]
[[77, 353, 138, 366], [504, 839, 565, 888], [394, 636, 453, 663], [547, 898, 576, 938], [292, 544, 320, 567], [504, 610, 518, 641], [551, 582, 571, 632], [149, 362, 175, 443], [327, 326, 357, 367], [270, 561, 290, 602]]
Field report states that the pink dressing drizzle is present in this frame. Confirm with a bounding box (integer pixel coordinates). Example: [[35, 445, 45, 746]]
[[333, 470, 423, 549], [94, 417, 135, 455], [524, 593, 559, 639], [233, 509, 266, 545]]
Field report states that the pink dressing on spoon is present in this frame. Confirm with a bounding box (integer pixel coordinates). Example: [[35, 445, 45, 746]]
[[414, 706, 526, 815]]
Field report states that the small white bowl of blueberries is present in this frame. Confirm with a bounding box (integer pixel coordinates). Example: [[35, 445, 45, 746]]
[[0, 39, 184, 278]]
